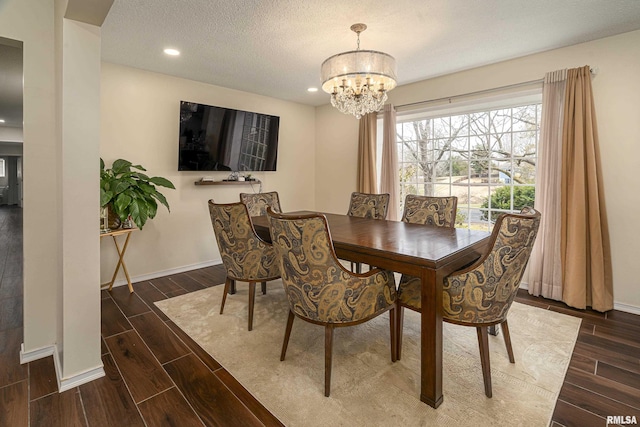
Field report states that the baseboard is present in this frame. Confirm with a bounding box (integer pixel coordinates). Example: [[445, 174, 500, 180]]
[[613, 301, 640, 316], [56, 358, 105, 392], [107, 258, 222, 289], [20, 343, 55, 364], [21, 343, 105, 392], [520, 283, 640, 316]]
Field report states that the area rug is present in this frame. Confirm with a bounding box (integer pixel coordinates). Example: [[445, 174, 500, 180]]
[[155, 282, 581, 427]]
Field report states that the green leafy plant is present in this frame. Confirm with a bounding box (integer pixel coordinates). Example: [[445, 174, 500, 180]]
[[100, 158, 175, 229], [480, 186, 535, 221]]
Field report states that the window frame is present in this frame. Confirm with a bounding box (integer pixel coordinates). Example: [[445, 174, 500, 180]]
[[379, 88, 542, 230]]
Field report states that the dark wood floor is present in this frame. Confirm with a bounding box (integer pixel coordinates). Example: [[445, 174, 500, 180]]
[[0, 206, 639, 426]]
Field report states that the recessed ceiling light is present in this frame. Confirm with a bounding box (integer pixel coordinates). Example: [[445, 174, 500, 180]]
[[0, 119, 5, 123], [163, 48, 180, 56], [307, 87, 318, 92]]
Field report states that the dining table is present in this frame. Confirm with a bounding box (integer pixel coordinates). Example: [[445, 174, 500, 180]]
[[251, 211, 491, 408]]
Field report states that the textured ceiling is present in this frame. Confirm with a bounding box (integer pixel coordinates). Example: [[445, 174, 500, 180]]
[[2, 0, 640, 133], [101, 0, 640, 106]]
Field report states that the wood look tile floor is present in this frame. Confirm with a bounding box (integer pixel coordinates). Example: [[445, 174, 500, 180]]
[[0, 206, 639, 426]]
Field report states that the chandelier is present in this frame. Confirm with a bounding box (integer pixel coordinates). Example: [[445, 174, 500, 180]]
[[321, 23, 397, 119]]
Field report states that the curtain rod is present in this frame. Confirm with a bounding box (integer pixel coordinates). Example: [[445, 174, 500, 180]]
[[395, 78, 543, 109], [395, 67, 597, 110]]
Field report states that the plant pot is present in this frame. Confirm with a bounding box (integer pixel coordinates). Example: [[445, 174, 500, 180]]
[[107, 203, 121, 230]]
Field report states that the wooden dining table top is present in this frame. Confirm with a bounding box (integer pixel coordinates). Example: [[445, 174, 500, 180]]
[[251, 210, 491, 272]]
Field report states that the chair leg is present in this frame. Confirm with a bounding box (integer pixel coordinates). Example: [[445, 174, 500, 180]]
[[248, 281, 256, 331], [389, 306, 397, 362], [281, 310, 295, 361], [324, 325, 334, 397], [396, 303, 405, 360], [501, 320, 515, 363], [220, 277, 232, 314], [261, 281, 267, 295], [476, 326, 492, 398], [229, 279, 236, 294]]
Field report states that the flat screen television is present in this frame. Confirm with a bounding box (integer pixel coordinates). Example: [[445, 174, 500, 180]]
[[178, 101, 279, 172]]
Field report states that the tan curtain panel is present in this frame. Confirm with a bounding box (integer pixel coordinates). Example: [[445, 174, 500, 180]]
[[528, 70, 566, 301], [561, 65, 613, 312], [357, 113, 377, 193], [380, 104, 400, 220]]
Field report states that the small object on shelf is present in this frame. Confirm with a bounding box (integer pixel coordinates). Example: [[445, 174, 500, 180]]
[[100, 206, 110, 233], [200, 177, 215, 182], [194, 179, 262, 186], [122, 215, 133, 229]]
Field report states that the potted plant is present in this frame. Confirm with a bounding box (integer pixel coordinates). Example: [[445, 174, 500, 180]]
[[100, 158, 175, 230]]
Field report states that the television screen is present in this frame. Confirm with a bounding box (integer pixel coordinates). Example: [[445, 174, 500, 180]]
[[178, 101, 279, 171]]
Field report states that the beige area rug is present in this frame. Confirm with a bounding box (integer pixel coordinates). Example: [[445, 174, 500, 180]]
[[155, 282, 581, 427]]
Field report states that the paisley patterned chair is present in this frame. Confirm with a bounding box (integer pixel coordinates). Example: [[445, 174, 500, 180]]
[[346, 192, 390, 273], [401, 194, 457, 226], [208, 200, 281, 331], [396, 195, 458, 356], [240, 191, 282, 217], [267, 209, 397, 397], [347, 192, 390, 220], [397, 207, 541, 397]]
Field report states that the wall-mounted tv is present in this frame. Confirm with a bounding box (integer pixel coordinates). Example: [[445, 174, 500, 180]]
[[178, 101, 279, 172]]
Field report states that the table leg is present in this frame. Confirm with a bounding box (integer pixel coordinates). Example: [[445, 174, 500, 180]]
[[420, 267, 444, 408], [108, 232, 134, 293]]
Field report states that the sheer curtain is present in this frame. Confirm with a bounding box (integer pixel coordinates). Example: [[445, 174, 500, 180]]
[[357, 113, 377, 193], [380, 104, 400, 220], [529, 70, 566, 300], [561, 66, 613, 312], [530, 65, 613, 312]]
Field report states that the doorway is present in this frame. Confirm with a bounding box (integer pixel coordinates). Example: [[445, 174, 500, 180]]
[[0, 37, 23, 207]]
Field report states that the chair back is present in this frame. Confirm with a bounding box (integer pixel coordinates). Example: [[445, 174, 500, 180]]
[[347, 192, 390, 220], [401, 195, 457, 227], [240, 191, 282, 216], [443, 207, 541, 325], [208, 200, 279, 281], [267, 210, 393, 323]]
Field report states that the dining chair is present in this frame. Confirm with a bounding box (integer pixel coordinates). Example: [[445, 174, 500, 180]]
[[346, 192, 390, 273], [396, 207, 541, 397], [240, 191, 282, 217], [401, 194, 458, 226], [267, 209, 397, 397], [208, 200, 281, 331], [346, 192, 390, 220]]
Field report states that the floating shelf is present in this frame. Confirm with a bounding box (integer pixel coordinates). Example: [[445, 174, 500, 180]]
[[194, 180, 262, 186]]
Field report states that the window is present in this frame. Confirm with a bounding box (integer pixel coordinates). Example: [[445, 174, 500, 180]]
[[392, 95, 541, 230], [0, 158, 5, 178], [239, 112, 273, 171]]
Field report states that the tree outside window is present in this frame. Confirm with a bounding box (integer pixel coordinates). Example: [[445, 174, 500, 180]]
[[396, 103, 540, 230]]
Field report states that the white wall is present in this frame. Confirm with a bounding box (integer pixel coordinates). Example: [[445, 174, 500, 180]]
[[100, 64, 316, 282], [60, 17, 102, 382], [0, 0, 60, 357], [0, 126, 23, 142], [1, 0, 107, 387], [315, 29, 640, 312], [0, 143, 23, 156]]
